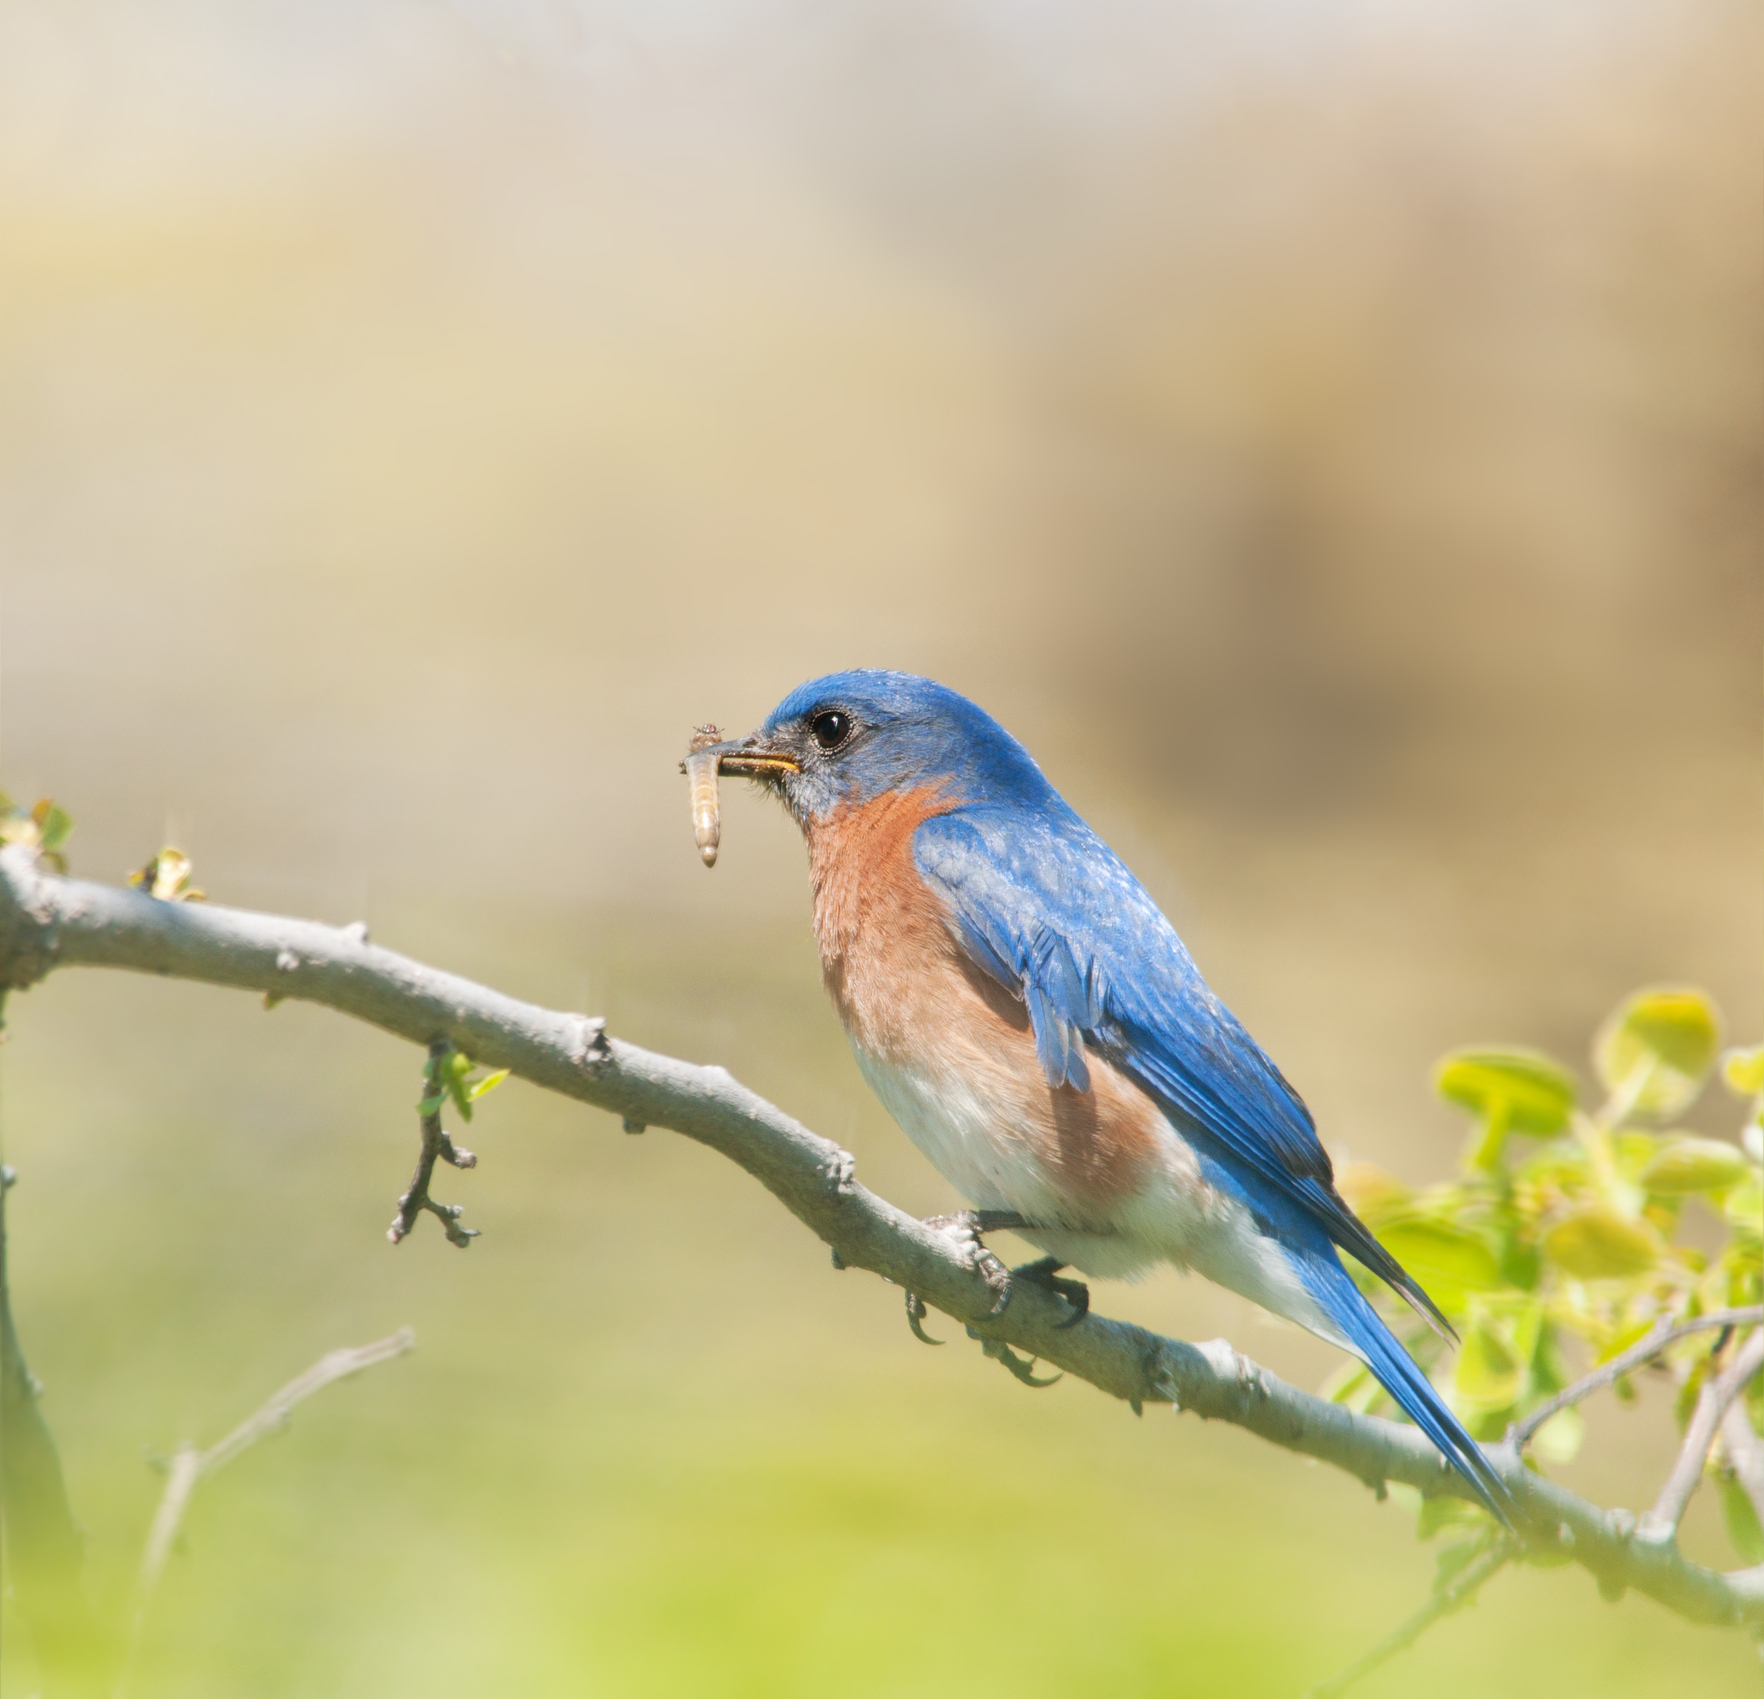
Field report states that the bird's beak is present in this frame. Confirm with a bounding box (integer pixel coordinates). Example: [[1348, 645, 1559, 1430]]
[[700, 735, 801, 778]]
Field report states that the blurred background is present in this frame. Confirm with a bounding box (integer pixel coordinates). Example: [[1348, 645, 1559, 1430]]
[[0, 1, 1757, 1694]]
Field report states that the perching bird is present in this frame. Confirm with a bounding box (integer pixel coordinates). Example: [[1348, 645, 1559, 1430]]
[[710, 668, 1509, 1518]]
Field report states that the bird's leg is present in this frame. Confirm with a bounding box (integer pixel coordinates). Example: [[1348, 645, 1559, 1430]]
[[1009, 1255, 1090, 1329], [921, 1209, 1033, 1236]]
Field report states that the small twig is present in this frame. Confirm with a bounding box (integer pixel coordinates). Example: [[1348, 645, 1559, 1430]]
[[118, 1329, 415, 1697], [1304, 1536, 1515, 1698], [1, 1156, 105, 1699], [1642, 1330, 1764, 1540], [1510, 1308, 1764, 1452], [388, 1039, 478, 1247], [1719, 1402, 1764, 1534]]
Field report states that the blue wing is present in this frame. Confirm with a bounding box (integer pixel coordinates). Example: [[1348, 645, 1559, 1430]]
[[914, 803, 1511, 1520], [915, 806, 1345, 1198]]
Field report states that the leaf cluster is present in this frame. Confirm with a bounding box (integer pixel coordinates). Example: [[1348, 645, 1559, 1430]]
[[417, 1047, 509, 1122], [1327, 988, 1763, 1556], [0, 793, 72, 874]]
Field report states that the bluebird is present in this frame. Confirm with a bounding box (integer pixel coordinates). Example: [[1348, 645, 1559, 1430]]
[[710, 669, 1509, 1517]]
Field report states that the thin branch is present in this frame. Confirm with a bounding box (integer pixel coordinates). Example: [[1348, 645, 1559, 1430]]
[[1719, 1403, 1764, 1534], [118, 1329, 416, 1697], [1, 848, 1761, 1629], [1304, 1537, 1516, 1699], [388, 1039, 478, 1246], [1, 1160, 106, 1699], [1642, 1330, 1764, 1540], [1509, 1308, 1764, 1452]]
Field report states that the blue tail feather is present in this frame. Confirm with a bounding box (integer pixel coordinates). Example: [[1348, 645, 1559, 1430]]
[[1299, 1252, 1514, 1524]]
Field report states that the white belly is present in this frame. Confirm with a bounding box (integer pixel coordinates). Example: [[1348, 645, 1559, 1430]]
[[854, 1042, 1350, 1347]]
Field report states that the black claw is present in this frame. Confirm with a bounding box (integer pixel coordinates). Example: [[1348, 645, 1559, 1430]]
[[1011, 1255, 1090, 1328], [968, 1331, 1061, 1388], [905, 1291, 944, 1345]]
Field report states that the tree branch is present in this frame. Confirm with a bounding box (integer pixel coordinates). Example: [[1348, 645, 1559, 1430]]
[[1, 1161, 106, 1699], [1510, 1309, 1764, 1452], [1, 847, 1760, 1629], [119, 1329, 415, 1697], [387, 1040, 479, 1246], [1641, 1330, 1764, 1540], [1719, 1403, 1764, 1534]]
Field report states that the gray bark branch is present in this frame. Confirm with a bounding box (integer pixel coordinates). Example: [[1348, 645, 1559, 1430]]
[[0, 847, 1759, 1630], [1642, 1331, 1764, 1539]]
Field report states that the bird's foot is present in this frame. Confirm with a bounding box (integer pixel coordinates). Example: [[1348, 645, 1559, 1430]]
[[1010, 1255, 1090, 1329], [903, 1211, 1030, 1340]]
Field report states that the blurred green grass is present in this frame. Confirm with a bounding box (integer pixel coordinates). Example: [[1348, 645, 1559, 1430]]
[[1, 921, 1753, 1697]]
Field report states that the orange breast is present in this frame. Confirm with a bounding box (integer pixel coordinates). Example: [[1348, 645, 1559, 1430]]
[[805, 787, 1160, 1214]]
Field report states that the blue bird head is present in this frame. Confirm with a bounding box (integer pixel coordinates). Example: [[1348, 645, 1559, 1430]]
[[716, 670, 1056, 824]]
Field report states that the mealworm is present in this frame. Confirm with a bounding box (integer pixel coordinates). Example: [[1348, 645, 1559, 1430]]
[[685, 724, 722, 867]]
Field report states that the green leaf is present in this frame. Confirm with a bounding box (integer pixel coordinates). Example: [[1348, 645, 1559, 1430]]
[[1639, 1137, 1749, 1196], [1531, 1405, 1585, 1466], [1724, 1171, 1762, 1247], [1416, 1494, 1488, 1540], [1435, 1048, 1578, 1151], [1541, 1206, 1662, 1279], [1321, 1360, 1385, 1414], [1612, 1131, 1663, 1183], [1594, 987, 1723, 1120], [1454, 1311, 1524, 1411], [37, 803, 72, 853], [1724, 1046, 1764, 1097], [1334, 1160, 1413, 1229], [1374, 1219, 1502, 1314], [1719, 1472, 1764, 1565], [468, 1068, 510, 1101]]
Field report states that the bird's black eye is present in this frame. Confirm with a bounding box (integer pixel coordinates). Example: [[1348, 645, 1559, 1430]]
[[811, 710, 852, 751]]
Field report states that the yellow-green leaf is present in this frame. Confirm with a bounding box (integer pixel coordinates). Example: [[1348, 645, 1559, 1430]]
[[1454, 1313, 1524, 1410], [1334, 1160, 1412, 1229], [1724, 1046, 1764, 1097], [1542, 1206, 1662, 1279], [1594, 987, 1723, 1120], [1532, 1404, 1585, 1466], [1721, 1469, 1764, 1564], [1724, 1172, 1762, 1246], [1375, 1219, 1502, 1314], [1639, 1137, 1749, 1196], [1435, 1048, 1577, 1137], [1321, 1360, 1384, 1414], [37, 803, 72, 853], [1417, 1493, 1488, 1539]]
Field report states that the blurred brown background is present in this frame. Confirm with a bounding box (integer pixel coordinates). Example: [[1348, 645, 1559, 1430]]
[[1, 3, 1757, 1696]]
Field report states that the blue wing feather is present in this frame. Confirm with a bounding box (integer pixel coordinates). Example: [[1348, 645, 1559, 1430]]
[[914, 808, 1426, 1281], [912, 804, 1514, 1516]]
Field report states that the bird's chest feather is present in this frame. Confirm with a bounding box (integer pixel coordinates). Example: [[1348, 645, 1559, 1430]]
[[805, 789, 1163, 1221]]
